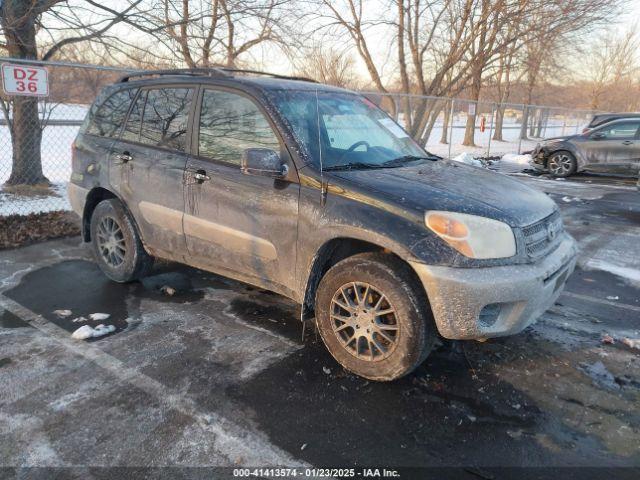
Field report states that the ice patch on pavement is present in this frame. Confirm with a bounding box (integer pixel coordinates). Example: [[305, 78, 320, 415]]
[[579, 361, 619, 390], [71, 324, 115, 340]]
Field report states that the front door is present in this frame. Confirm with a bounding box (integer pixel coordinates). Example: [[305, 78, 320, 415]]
[[184, 87, 299, 296], [583, 120, 640, 172], [109, 86, 195, 257]]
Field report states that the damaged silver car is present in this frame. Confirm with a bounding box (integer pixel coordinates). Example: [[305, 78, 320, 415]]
[[531, 118, 640, 177]]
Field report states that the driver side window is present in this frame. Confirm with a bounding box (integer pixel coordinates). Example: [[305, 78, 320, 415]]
[[594, 121, 640, 140], [198, 89, 280, 165]]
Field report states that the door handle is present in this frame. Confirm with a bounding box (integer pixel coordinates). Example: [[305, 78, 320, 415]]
[[114, 152, 133, 164], [622, 141, 634, 145]]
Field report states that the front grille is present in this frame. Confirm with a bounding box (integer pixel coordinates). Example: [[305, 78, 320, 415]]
[[522, 211, 563, 260]]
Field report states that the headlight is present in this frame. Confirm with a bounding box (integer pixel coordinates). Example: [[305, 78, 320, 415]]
[[425, 211, 516, 259]]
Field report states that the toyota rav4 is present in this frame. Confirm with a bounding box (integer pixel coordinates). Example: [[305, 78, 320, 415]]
[[69, 69, 578, 381]]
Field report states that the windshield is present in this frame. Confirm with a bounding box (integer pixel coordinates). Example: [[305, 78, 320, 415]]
[[270, 90, 434, 170]]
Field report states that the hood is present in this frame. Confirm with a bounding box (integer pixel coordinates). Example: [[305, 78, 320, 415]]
[[327, 160, 557, 227], [542, 134, 578, 143]]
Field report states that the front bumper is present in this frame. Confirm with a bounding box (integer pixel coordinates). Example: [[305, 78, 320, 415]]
[[409, 234, 577, 340], [529, 147, 547, 171]]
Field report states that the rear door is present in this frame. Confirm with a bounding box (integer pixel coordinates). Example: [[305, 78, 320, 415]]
[[74, 87, 138, 186], [184, 87, 300, 296], [109, 85, 195, 258], [582, 120, 640, 172]]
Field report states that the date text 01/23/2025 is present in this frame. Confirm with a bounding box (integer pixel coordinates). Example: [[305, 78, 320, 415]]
[[232, 468, 401, 478]]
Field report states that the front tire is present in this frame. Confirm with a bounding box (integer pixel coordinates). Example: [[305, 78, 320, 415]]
[[90, 199, 153, 283], [548, 151, 577, 178], [315, 252, 436, 381]]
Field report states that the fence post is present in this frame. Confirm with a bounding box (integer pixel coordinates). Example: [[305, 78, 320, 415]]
[[448, 99, 455, 159], [486, 102, 496, 158], [517, 104, 525, 155]]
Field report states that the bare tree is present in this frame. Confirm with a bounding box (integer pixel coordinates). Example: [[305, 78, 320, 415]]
[[293, 45, 359, 88], [156, 0, 287, 68], [584, 26, 639, 111], [0, 0, 156, 186]]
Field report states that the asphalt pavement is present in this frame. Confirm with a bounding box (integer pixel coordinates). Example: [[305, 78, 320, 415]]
[[0, 171, 639, 479]]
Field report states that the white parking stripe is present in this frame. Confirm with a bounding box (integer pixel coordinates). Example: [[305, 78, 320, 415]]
[[561, 291, 640, 313], [0, 294, 306, 467]]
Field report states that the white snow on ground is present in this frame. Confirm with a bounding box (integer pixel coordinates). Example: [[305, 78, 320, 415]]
[[0, 103, 87, 216], [88, 313, 110, 321], [71, 324, 115, 340], [580, 231, 640, 287], [452, 152, 483, 167], [493, 153, 533, 173], [0, 182, 70, 216], [585, 259, 640, 285]]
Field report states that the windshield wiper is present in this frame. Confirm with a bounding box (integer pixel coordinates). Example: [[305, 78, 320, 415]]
[[323, 162, 384, 171], [380, 154, 440, 167]]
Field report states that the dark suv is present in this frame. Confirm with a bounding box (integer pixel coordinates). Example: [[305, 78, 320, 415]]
[[69, 69, 577, 381]]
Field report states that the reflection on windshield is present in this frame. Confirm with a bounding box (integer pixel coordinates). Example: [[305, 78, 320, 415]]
[[271, 90, 436, 170]]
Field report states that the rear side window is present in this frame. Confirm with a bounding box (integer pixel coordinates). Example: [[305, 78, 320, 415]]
[[198, 89, 280, 165], [121, 91, 146, 143], [139, 88, 194, 151], [86, 89, 137, 138]]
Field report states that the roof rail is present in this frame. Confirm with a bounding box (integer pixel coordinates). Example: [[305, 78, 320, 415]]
[[119, 68, 231, 83], [218, 68, 318, 83], [119, 67, 318, 84]]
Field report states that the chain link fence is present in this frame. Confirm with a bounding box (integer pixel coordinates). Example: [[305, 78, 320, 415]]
[[363, 92, 596, 160], [0, 59, 132, 217], [0, 58, 597, 218]]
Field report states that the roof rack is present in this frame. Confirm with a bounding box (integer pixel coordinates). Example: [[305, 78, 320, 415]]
[[119, 68, 230, 83], [119, 67, 317, 84], [217, 68, 318, 83]]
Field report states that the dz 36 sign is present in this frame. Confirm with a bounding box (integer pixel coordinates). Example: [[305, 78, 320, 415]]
[[1, 63, 49, 97]]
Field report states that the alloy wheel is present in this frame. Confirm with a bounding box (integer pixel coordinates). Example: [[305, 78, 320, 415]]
[[548, 154, 573, 175], [96, 216, 126, 267], [330, 282, 400, 361]]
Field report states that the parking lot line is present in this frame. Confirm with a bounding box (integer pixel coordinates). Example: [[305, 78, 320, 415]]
[[561, 291, 640, 313], [0, 293, 305, 467]]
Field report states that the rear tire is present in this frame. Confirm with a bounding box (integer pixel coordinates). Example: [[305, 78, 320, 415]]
[[90, 199, 153, 283], [315, 252, 436, 381], [548, 151, 577, 178]]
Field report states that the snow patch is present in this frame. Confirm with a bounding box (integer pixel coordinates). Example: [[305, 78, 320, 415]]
[[71, 324, 115, 340], [586, 259, 640, 285], [452, 152, 482, 167], [501, 153, 532, 165], [88, 313, 110, 321]]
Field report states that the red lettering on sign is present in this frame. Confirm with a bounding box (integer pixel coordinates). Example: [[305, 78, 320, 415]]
[[27, 69, 38, 81], [13, 68, 26, 80]]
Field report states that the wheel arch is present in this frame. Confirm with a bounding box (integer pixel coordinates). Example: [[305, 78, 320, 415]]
[[82, 187, 142, 244], [301, 236, 427, 321]]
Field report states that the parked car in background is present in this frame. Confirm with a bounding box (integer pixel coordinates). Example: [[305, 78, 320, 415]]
[[531, 118, 640, 177], [69, 68, 577, 381], [582, 112, 640, 133]]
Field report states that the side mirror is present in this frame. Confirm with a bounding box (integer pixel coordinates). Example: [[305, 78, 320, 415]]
[[591, 132, 607, 140], [241, 148, 288, 178]]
